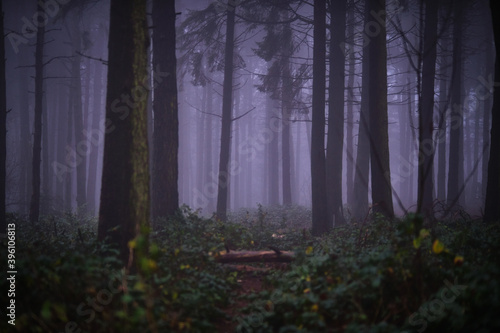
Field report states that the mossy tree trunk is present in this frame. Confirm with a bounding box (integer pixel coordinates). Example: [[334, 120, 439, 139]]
[[98, 0, 150, 265]]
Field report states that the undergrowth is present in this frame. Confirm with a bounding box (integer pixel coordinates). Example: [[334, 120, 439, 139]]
[[0, 206, 499, 332]]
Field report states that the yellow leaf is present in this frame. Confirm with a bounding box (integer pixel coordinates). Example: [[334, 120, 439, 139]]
[[311, 304, 319, 312], [419, 228, 430, 238], [128, 239, 137, 249], [454, 255, 464, 265], [306, 246, 313, 255], [432, 239, 445, 254], [413, 237, 422, 249]]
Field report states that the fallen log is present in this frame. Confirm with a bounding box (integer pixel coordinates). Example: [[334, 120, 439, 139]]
[[215, 250, 295, 263]]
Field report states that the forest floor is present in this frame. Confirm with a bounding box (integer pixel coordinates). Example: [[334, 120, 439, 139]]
[[215, 262, 290, 332], [3, 206, 500, 332]]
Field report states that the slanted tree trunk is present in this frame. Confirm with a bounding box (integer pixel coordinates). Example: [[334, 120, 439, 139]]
[[152, 0, 179, 219], [367, 0, 394, 218], [0, 1, 6, 228], [28, 2, 45, 224], [98, 0, 150, 265], [216, 3, 236, 221], [326, 0, 347, 226], [417, 0, 438, 218], [311, 0, 329, 235], [484, 0, 500, 223]]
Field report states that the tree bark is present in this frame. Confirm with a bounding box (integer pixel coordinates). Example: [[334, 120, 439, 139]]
[[216, 4, 236, 221], [98, 0, 150, 265], [326, 0, 347, 226], [417, 0, 438, 218], [367, 0, 394, 218], [28, 2, 45, 224], [311, 0, 329, 235], [447, 0, 465, 210], [152, 0, 179, 219]]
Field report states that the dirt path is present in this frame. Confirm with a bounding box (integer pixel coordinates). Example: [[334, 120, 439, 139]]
[[215, 266, 272, 332]]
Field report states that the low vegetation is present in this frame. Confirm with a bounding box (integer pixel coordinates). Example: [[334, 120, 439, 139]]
[[1, 205, 499, 332]]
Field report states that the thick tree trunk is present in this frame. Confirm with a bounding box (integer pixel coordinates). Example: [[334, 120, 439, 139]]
[[98, 0, 150, 265], [28, 3, 45, 224], [367, 0, 394, 218], [484, 0, 500, 223], [203, 82, 214, 212], [216, 4, 236, 221], [0, 1, 6, 227], [152, 0, 179, 218], [326, 0, 347, 226], [311, 0, 329, 235], [417, 0, 438, 218]]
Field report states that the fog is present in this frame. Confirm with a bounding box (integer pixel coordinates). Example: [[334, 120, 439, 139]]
[[2, 0, 495, 223]]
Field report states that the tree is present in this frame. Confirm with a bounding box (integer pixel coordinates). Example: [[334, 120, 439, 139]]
[[417, 0, 439, 218], [367, 0, 394, 218], [484, 0, 500, 223], [447, 0, 465, 210], [311, 0, 329, 235], [0, 0, 6, 228], [215, 3, 236, 221], [352, 2, 371, 221], [28, 2, 45, 224], [151, 0, 179, 219], [98, 0, 150, 265], [326, 0, 347, 226]]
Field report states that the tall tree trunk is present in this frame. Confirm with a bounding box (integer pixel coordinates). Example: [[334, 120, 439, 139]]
[[447, 0, 465, 210], [352, 21, 370, 221], [311, 0, 329, 235], [326, 0, 347, 226], [71, 51, 87, 209], [0, 1, 6, 227], [345, 0, 355, 207], [484, 0, 500, 223], [87, 59, 103, 215], [482, 45, 493, 201], [367, 0, 394, 218], [215, 4, 236, 221], [152, 0, 179, 219], [267, 96, 279, 205], [98, 0, 150, 265], [282, 57, 292, 206], [203, 82, 214, 212], [437, 81, 448, 204], [417, 0, 438, 218], [18, 53, 30, 214], [28, 2, 45, 224]]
